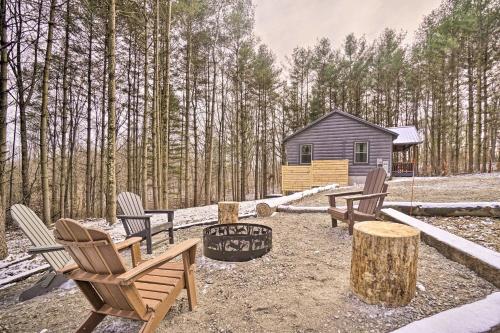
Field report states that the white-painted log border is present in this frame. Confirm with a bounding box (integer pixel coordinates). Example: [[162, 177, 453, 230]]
[[382, 208, 500, 288], [275, 201, 500, 217]]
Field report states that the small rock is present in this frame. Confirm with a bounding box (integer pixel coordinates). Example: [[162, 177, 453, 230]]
[[416, 282, 426, 292]]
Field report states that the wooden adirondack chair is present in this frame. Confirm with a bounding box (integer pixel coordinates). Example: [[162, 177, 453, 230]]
[[326, 168, 389, 235], [117, 192, 175, 254], [54, 218, 199, 333], [10, 204, 143, 301]]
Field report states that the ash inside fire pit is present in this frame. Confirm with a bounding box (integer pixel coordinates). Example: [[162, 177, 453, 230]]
[[203, 223, 272, 262]]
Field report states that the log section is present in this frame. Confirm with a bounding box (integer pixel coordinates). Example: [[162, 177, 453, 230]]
[[218, 201, 239, 224], [350, 221, 420, 306]]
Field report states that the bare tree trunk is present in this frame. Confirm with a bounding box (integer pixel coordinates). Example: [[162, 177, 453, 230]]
[[183, 22, 191, 207], [0, 0, 9, 258], [151, 0, 159, 208], [126, 33, 133, 191], [193, 74, 199, 207], [106, 0, 117, 224], [205, 35, 218, 205], [140, 5, 149, 208], [161, 0, 172, 208], [85, 9, 93, 217], [13, 0, 42, 206], [40, 0, 57, 225], [59, 0, 71, 218], [467, 44, 474, 173], [99, 37, 107, 217]]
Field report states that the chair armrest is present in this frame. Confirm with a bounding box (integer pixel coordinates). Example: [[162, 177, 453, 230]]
[[58, 263, 79, 274], [28, 245, 65, 254], [325, 190, 364, 198], [115, 237, 142, 251], [116, 214, 152, 220], [144, 210, 174, 222], [144, 209, 174, 214], [117, 238, 200, 285], [343, 192, 389, 202]]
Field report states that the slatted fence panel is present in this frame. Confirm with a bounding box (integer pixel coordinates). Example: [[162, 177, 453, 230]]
[[281, 165, 312, 192], [311, 160, 349, 186], [281, 160, 349, 192]]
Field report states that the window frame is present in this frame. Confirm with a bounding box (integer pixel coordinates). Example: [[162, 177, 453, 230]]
[[353, 141, 369, 164], [299, 144, 313, 165]]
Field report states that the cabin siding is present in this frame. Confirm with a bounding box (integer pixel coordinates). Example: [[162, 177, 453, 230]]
[[285, 112, 394, 177]]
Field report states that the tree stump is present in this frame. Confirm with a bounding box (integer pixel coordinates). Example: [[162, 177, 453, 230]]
[[218, 201, 239, 224], [350, 221, 420, 306]]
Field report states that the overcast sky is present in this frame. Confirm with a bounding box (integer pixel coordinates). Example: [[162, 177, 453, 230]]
[[253, 0, 442, 65]]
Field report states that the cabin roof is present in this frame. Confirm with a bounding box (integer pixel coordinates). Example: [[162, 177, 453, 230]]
[[387, 126, 423, 146], [283, 109, 399, 143]]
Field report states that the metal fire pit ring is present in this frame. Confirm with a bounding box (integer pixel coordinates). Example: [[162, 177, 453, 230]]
[[203, 223, 272, 262]]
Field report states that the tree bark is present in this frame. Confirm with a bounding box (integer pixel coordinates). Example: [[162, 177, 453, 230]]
[[106, 0, 117, 224], [85, 8, 93, 218], [59, 0, 71, 218], [351, 221, 419, 306], [39, 0, 57, 225], [0, 0, 9, 258], [161, 0, 172, 208]]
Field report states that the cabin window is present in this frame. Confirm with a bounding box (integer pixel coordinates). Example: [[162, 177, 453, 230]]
[[354, 142, 368, 163], [300, 144, 312, 164]]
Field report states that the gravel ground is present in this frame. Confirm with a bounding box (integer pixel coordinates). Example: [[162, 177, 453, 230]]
[[295, 173, 500, 207], [421, 216, 500, 252], [0, 213, 496, 333]]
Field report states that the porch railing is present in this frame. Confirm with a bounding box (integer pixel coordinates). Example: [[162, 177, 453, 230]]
[[392, 162, 414, 176]]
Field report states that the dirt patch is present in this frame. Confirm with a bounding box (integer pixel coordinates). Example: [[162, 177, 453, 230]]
[[0, 213, 496, 333], [421, 216, 500, 252], [295, 173, 500, 207]]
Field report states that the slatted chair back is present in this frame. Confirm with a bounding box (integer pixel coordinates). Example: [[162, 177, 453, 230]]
[[54, 219, 148, 318], [10, 204, 71, 270], [357, 168, 387, 215], [117, 192, 148, 235]]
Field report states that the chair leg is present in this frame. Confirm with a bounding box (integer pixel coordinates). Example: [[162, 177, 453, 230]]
[[146, 234, 153, 254], [168, 227, 174, 244], [139, 315, 161, 333], [76, 311, 106, 333], [348, 216, 354, 235], [331, 217, 337, 228]]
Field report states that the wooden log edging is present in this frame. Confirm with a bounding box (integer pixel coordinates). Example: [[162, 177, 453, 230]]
[[0, 264, 51, 286], [381, 208, 500, 288], [391, 292, 500, 333], [255, 183, 338, 217], [275, 201, 500, 217], [383, 201, 500, 217]]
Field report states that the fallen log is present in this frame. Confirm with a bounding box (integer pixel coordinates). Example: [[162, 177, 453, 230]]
[[276, 205, 328, 214], [275, 201, 500, 217], [255, 183, 338, 217], [383, 201, 500, 217], [0, 264, 51, 286], [0, 255, 33, 270]]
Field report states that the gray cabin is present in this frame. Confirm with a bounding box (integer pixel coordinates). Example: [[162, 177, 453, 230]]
[[283, 110, 422, 184]]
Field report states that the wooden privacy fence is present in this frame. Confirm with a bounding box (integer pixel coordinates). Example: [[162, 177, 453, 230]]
[[281, 160, 349, 192]]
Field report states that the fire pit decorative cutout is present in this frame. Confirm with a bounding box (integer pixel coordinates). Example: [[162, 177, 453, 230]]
[[203, 223, 272, 262]]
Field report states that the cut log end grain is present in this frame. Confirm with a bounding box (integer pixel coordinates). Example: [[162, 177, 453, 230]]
[[350, 221, 420, 307], [218, 201, 239, 224], [256, 203, 274, 217]]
